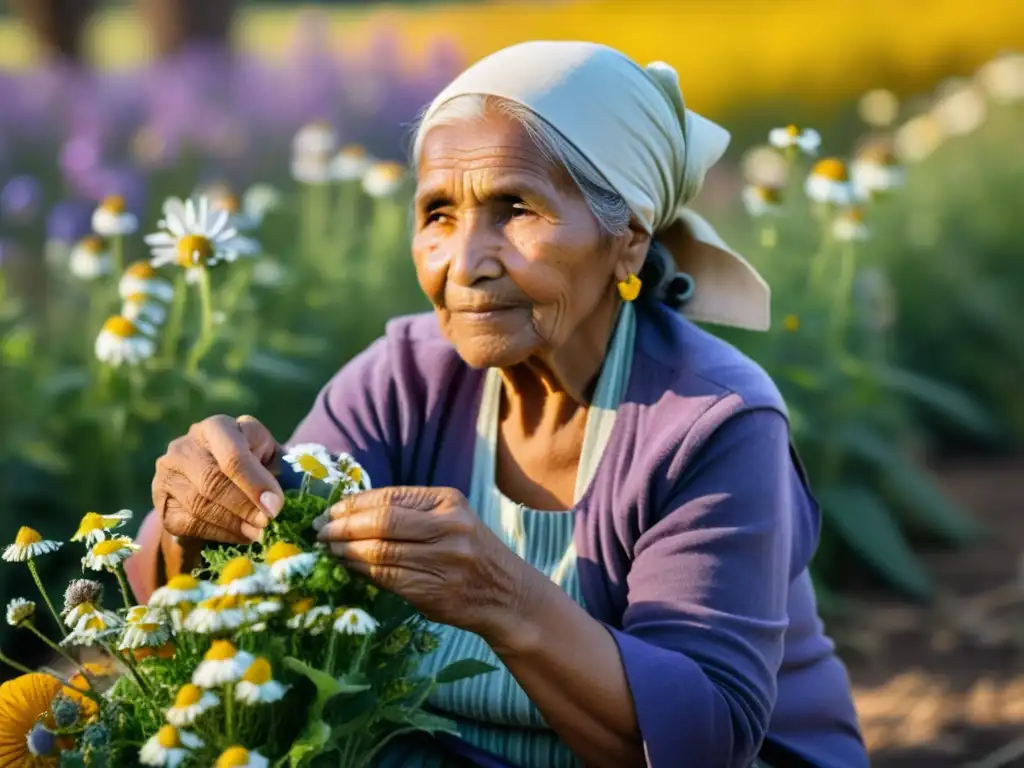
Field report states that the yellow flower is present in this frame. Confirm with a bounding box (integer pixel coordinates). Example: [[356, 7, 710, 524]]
[[783, 314, 801, 333], [331, 144, 374, 182], [282, 443, 343, 485], [215, 557, 282, 597], [120, 261, 174, 302], [94, 315, 157, 367], [139, 724, 203, 767], [149, 574, 213, 608], [265, 542, 318, 582], [214, 746, 270, 768], [166, 684, 219, 727], [69, 235, 112, 281], [82, 536, 140, 571], [3, 527, 62, 563], [287, 598, 332, 633], [805, 158, 854, 205], [0, 674, 97, 766], [146, 197, 257, 270], [832, 207, 871, 242], [183, 594, 247, 634], [192, 641, 254, 688], [71, 509, 133, 546], [132, 642, 176, 663], [362, 161, 406, 199], [235, 657, 289, 705], [62, 614, 117, 647], [851, 140, 906, 200], [335, 452, 372, 492], [768, 124, 821, 155], [742, 184, 784, 217], [332, 607, 380, 636], [92, 195, 138, 237], [119, 617, 172, 651]]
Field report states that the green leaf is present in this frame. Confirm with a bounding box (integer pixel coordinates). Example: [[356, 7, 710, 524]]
[[403, 710, 460, 735], [434, 658, 499, 685], [839, 425, 983, 544], [287, 719, 332, 768], [819, 485, 934, 600], [872, 364, 1000, 439], [334, 673, 373, 694], [283, 657, 342, 701]]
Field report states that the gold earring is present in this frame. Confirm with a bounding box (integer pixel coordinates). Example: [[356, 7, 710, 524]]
[[617, 273, 642, 302]]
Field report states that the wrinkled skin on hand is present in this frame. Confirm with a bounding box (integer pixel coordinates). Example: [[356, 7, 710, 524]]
[[152, 414, 285, 544], [316, 486, 531, 640]]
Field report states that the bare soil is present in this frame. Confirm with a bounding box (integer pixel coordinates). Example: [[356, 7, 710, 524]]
[[844, 456, 1024, 768]]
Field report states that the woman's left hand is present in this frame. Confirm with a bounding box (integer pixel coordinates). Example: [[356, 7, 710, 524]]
[[316, 486, 533, 642]]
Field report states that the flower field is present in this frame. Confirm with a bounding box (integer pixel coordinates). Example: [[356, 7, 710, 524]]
[[1, 4, 1024, 760]]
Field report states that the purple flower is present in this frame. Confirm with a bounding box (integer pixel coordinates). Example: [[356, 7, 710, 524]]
[[26, 724, 57, 757], [46, 200, 95, 243], [0, 175, 43, 224]]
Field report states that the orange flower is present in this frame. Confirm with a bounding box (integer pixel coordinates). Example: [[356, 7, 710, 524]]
[[134, 642, 176, 662], [0, 673, 98, 766]]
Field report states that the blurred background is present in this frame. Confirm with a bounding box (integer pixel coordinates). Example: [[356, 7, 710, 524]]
[[1, 1, 1022, 765]]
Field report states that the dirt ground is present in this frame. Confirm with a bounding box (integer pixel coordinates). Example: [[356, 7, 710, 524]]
[[843, 456, 1024, 768]]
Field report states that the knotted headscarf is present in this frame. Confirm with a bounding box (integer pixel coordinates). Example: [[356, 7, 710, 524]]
[[419, 41, 771, 331]]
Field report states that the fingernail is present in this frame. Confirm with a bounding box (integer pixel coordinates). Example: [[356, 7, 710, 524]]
[[312, 514, 326, 532], [261, 492, 283, 518]]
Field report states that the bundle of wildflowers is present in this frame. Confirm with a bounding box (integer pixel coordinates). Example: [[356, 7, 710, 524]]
[[0, 449, 493, 767]]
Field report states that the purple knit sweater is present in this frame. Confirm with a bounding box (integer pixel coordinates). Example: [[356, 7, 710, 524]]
[[288, 303, 867, 768]]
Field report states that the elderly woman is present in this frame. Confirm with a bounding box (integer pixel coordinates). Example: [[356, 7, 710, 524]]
[[128, 42, 867, 768]]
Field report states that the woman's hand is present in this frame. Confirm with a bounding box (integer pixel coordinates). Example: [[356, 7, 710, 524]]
[[152, 415, 285, 544], [316, 486, 533, 643]]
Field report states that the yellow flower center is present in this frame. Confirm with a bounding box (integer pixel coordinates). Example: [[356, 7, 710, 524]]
[[339, 144, 367, 158], [857, 141, 899, 166], [347, 613, 361, 627], [290, 597, 314, 616], [14, 527, 42, 546], [811, 158, 849, 182], [84, 616, 106, 631], [204, 640, 238, 662], [264, 542, 303, 565], [101, 195, 126, 214], [844, 207, 866, 223], [167, 575, 200, 591], [754, 186, 783, 204], [176, 234, 215, 269], [124, 292, 149, 306], [242, 657, 273, 685], [93, 539, 128, 557], [215, 747, 252, 768], [79, 235, 105, 254], [174, 684, 203, 708], [125, 261, 157, 279], [215, 193, 241, 214], [219, 557, 256, 585], [77, 512, 106, 534], [101, 316, 138, 339], [785, 124, 801, 137], [137, 622, 161, 633], [297, 454, 328, 479], [371, 162, 404, 182], [127, 606, 148, 623], [348, 466, 363, 484], [156, 725, 180, 749], [783, 314, 801, 333]]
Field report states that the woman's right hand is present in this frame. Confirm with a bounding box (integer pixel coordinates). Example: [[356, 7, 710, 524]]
[[152, 414, 285, 544]]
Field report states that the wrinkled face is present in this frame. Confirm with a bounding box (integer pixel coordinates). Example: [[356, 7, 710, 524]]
[[412, 111, 642, 369]]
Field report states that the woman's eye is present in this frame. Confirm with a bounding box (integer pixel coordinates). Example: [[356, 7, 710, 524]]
[[425, 212, 450, 226], [511, 204, 531, 217]]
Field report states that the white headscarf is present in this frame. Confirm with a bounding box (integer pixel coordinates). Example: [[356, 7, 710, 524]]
[[420, 41, 771, 331]]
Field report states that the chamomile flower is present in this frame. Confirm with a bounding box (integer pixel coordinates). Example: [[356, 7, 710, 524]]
[[286, 598, 332, 632], [69, 236, 112, 281], [742, 185, 784, 217], [216, 557, 284, 597], [122, 293, 168, 326], [64, 602, 120, 632], [282, 443, 343, 485], [94, 316, 157, 367], [62, 579, 104, 616], [192, 641, 254, 688], [6, 598, 35, 627], [146, 196, 257, 271], [61, 614, 117, 647], [768, 125, 821, 155], [851, 141, 906, 200], [241, 184, 282, 226], [293, 120, 337, 157], [214, 747, 270, 768], [183, 595, 246, 634], [832, 208, 870, 242], [208, 188, 260, 233], [3, 527, 61, 562], [92, 195, 138, 237], [71, 509, 133, 546], [82, 536, 140, 571], [335, 452, 372, 491], [149, 574, 213, 608], [120, 617, 172, 651], [333, 607, 380, 636], [166, 684, 219, 727], [362, 161, 405, 198], [119, 261, 175, 302], [805, 158, 854, 206], [332, 144, 374, 182], [139, 725, 203, 768], [265, 542, 318, 582], [235, 658, 289, 705]]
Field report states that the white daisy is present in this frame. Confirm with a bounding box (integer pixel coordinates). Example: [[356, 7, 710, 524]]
[[264, 542, 318, 582], [805, 158, 854, 206], [3, 527, 62, 562], [92, 195, 138, 237], [192, 640, 254, 688], [166, 684, 219, 727], [331, 144, 374, 182], [832, 208, 870, 242], [149, 574, 214, 608], [851, 142, 906, 201], [120, 618, 172, 650], [234, 657, 289, 705], [82, 536, 141, 571], [741, 185, 784, 217], [94, 316, 157, 367], [64, 602, 121, 632], [213, 747, 270, 768], [291, 153, 333, 185], [286, 598, 332, 632], [215, 557, 284, 597], [69, 236, 113, 281], [293, 121, 337, 158], [282, 443, 343, 485], [334, 452, 372, 492], [122, 293, 168, 326], [362, 162, 405, 198], [61, 614, 118, 647], [119, 261, 175, 302], [139, 725, 203, 768], [183, 595, 246, 634], [768, 125, 821, 155], [6, 598, 36, 627], [146, 196, 257, 271], [333, 607, 379, 636], [71, 509, 133, 546], [207, 188, 260, 233], [242, 184, 282, 226]]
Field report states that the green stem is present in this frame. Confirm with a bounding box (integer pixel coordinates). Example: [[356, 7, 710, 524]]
[[112, 235, 124, 275], [24, 623, 92, 680], [830, 242, 859, 350], [298, 474, 311, 503], [349, 634, 371, 675], [107, 642, 154, 699], [27, 559, 67, 638], [113, 564, 135, 611], [185, 266, 215, 376], [0, 648, 37, 676], [224, 683, 236, 743], [324, 632, 338, 676], [161, 272, 188, 365]]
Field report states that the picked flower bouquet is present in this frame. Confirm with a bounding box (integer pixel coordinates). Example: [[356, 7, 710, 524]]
[[0, 446, 494, 767]]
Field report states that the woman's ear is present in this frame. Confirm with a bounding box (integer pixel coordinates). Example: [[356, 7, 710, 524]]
[[620, 218, 651, 277]]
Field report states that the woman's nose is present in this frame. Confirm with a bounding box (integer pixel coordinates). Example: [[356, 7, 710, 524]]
[[447, 215, 504, 286]]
